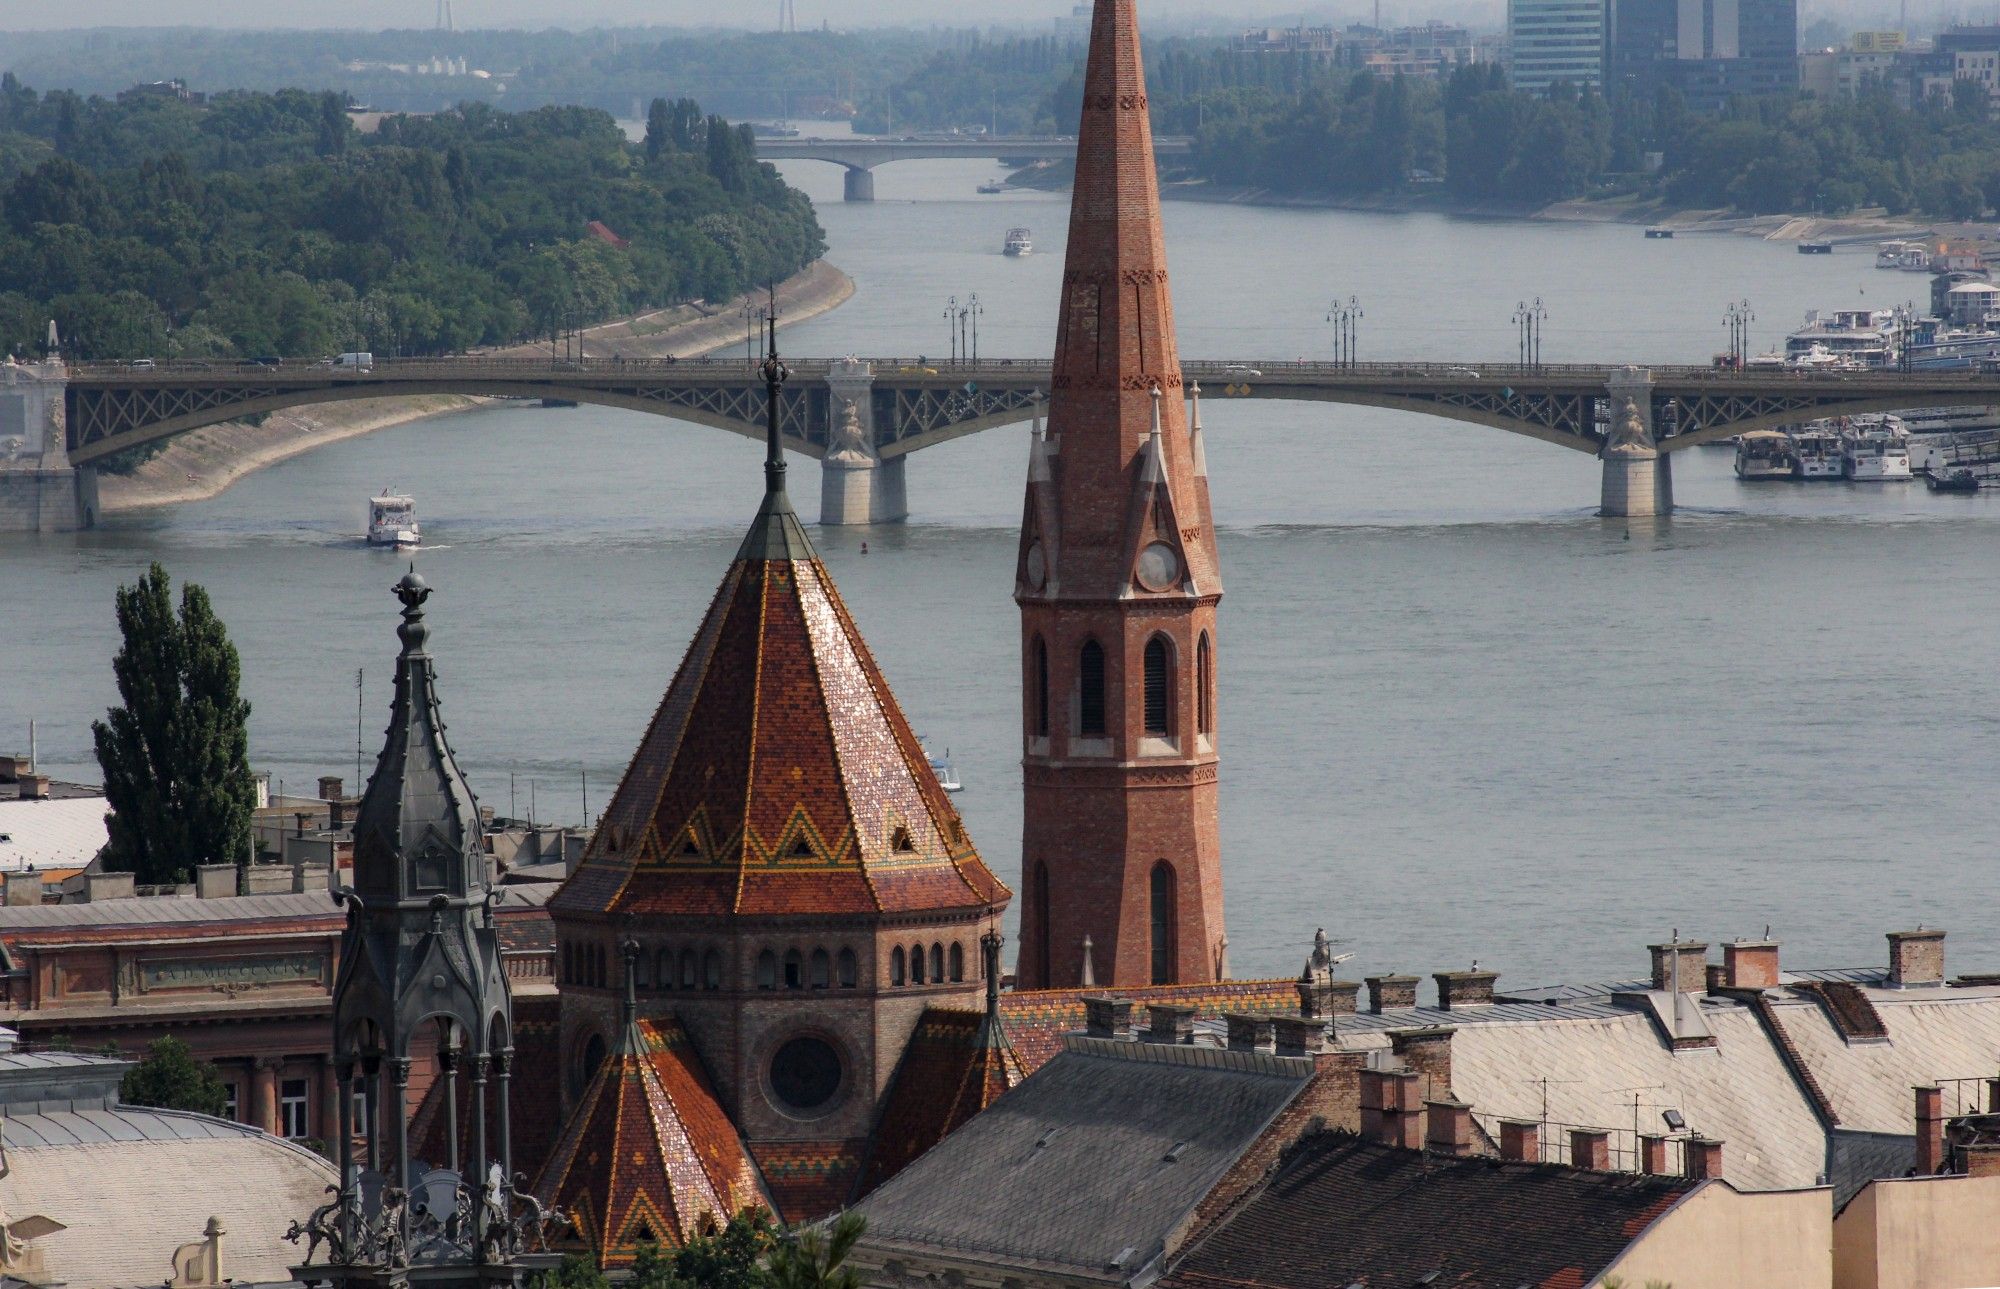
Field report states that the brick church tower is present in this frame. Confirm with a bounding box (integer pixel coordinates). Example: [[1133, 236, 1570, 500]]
[[1014, 0, 1225, 990]]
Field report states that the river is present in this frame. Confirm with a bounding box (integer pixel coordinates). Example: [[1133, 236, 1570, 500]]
[[4, 146, 1993, 990]]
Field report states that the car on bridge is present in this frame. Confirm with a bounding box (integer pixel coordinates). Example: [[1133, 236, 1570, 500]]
[[1223, 364, 1263, 377]]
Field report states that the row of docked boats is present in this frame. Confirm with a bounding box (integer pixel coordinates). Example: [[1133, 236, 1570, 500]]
[[1733, 417, 1917, 482]]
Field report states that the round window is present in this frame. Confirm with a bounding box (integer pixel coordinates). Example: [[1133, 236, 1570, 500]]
[[1136, 541, 1181, 592], [1024, 541, 1047, 590], [769, 1036, 843, 1114]]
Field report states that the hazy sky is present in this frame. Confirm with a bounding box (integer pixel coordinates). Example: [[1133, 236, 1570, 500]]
[[0, 0, 1321, 32]]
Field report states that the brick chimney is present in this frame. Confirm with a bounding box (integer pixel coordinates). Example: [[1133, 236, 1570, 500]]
[[1915, 1085, 1947, 1174], [1388, 1028, 1454, 1102], [1723, 938, 1781, 990], [1965, 1144, 2000, 1178], [1887, 929, 1946, 988], [1433, 968, 1499, 1010], [1083, 995, 1134, 1039], [1272, 1015, 1325, 1056], [16, 775, 49, 801], [1365, 974, 1418, 1013], [318, 776, 344, 802], [1570, 1129, 1611, 1171], [1499, 1120, 1539, 1163], [1144, 1003, 1195, 1045], [1649, 937, 1708, 992], [1685, 1136, 1724, 1181], [1359, 1068, 1424, 1149], [1425, 1099, 1472, 1157], [1296, 975, 1361, 1018], [1639, 1134, 1670, 1175], [1705, 963, 1727, 992], [1225, 1014, 1276, 1053]]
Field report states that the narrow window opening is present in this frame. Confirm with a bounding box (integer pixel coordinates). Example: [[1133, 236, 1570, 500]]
[[929, 943, 945, 983], [1034, 863, 1051, 986], [656, 949, 673, 989], [783, 948, 803, 990], [756, 950, 777, 990], [1143, 637, 1172, 737], [910, 944, 927, 985], [891, 947, 906, 986], [949, 942, 965, 982], [1034, 637, 1050, 737], [891, 826, 915, 852], [680, 949, 697, 989], [1197, 633, 1213, 735], [1150, 862, 1177, 986], [810, 948, 831, 989], [1079, 640, 1106, 736], [703, 949, 722, 990], [837, 948, 859, 988]]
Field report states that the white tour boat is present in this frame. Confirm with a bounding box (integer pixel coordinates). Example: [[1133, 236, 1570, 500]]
[[1843, 418, 1914, 480], [1004, 227, 1032, 257], [1734, 430, 1798, 481], [919, 738, 963, 792], [1789, 426, 1846, 480], [368, 490, 421, 548]]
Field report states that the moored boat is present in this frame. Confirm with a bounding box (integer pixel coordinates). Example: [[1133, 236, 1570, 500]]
[[368, 490, 420, 548], [1790, 426, 1845, 480], [1928, 467, 1980, 492], [1843, 419, 1914, 480], [1734, 430, 1798, 480], [1004, 227, 1032, 256], [1645, 227, 1674, 239]]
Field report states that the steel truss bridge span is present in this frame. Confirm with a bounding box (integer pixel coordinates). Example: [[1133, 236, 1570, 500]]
[[63, 357, 2000, 470]]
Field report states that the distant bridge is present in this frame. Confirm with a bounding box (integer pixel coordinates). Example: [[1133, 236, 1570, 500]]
[[53, 356, 2000, 523], [753, 135, 1192, 200]]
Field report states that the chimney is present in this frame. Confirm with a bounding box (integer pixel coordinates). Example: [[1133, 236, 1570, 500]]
[[1224, 1013, 1275, 1053], [1083, 995, 1134, 1039], [1705, 963, 1728, 992], [1, 871, 41, 906], [327, 798, 347, 831], [1272, 1015, 1325, 1056], [1359, 1067, 1424, 1148], [1723, 938, 1781, 990], [318, 776, 343, 803], [16, 775, 49, 801], [84, 871, 136, 902], [1433, 968, 1499, 1009], [1424, 1099, 1472, 1157], [1498, 1120, 1539, 1162], [1144, 1003, 1195, 1044], [1296, 975, 1361, 1018], [1570, 1129, 1611, 1171], [1389, 1028, 1454, 1101], [1916, 1085, 1947, 1175], [1887, 929, 1946, 988], [1685, 1136, 1724, 1181], [195, 864, 238, 900], [1649, 937, 1708, 992], [1365, 973, 1418, 1013], [1965, 1144, 2000, 1179], [1639, 1134, 1670, 1175]]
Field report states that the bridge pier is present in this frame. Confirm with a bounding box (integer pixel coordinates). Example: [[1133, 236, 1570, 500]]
[[842, 167, 876, 203], [0, 360, 86, 533], [1598, 366, 1673, 519], [820, 358, 907, 524]]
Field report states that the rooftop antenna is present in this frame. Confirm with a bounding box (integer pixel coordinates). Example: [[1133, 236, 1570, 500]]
[[354, 668, 364, 793], [435, 0, 454, 31]]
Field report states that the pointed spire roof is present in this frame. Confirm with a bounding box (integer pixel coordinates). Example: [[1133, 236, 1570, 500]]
[[1029, 0, 1218, 601], [553, 308, 1008, 922], [349, 569, 486, 906], [534, 950, 767, 1265]]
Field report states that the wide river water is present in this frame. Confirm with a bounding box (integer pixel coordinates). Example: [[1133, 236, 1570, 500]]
[[4, 150, 1994, 989]]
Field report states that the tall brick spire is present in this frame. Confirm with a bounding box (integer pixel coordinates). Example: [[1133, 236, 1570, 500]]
[[1014, 0, 1224, 991]]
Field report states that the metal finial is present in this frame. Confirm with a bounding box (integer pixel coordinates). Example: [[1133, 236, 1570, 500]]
[[758, 282, 789, 496], [394, 568, 431, 651], [620, 937, 640, 1026]]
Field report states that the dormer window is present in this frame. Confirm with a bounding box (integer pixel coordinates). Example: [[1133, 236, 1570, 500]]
[[891, 826, 915, 853], [414, 842, 449, 891]]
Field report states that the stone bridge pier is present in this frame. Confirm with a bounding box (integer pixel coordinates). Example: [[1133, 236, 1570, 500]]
[[821, 359, 906, 525], [841, 167, 876, 202], [1599, 367, 1673, 518], [0, 359, 90, 532]]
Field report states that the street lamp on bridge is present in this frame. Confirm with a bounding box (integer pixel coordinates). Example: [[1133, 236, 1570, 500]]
[[967, 294, 984, 364], [1513, 297, 1548, 370], [741, 299, 770, 370], [1326, 296, 1362, 368], [1723, 299, 1754, 368], [945, 295, 959, 365]]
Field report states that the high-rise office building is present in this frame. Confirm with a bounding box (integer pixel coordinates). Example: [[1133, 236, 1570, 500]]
[[1605, 0, 1798, 108], [1508, 0, 1606, 92]]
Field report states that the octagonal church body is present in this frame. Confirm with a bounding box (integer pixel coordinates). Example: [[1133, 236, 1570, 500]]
[[543, 330, 1011, 1235]]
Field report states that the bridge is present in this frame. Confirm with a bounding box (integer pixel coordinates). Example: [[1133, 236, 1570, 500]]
[[753, 135, 1192, 201], [8, 355, 2000, 530]]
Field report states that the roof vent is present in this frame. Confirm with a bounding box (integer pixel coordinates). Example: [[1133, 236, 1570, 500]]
[[1162, 1141, 1189, 1162], [1416, 1274, 1442, 1287], [1107, 1247, 1137, 1272], [1035, 1127, 1064, 1149]]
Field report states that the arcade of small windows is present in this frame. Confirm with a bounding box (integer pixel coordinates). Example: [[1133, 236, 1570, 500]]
[[889, 940, 973, 987], [558, 941, 609, 988], [755, 946, 862, 991]]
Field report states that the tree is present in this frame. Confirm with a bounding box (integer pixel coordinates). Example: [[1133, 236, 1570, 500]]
[[767, 1212, 865, 1289], [120, 1035, 229, 1117], [646, 97, 672, 162], [91, 563, 257, 885]]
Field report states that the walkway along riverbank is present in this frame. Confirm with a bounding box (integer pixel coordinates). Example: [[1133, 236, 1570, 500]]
[[97, 260, 855, 513]]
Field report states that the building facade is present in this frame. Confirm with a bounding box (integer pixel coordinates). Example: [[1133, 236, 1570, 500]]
[[1508, 0, 1606, 92], [1605, 0, 1798, 107]]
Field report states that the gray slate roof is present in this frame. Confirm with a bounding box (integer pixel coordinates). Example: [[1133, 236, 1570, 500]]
[[854, 1035, 1312, 1282], [0, 882, 549, 931]]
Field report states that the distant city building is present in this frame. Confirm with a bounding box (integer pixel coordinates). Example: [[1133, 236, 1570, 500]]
[[116, 78, 205, 105], [1507, 0, 1606, 93], [1851, 29, 1905, 53], [1606, 0, 1798, 110], [1344, 22, 1482, 78], [1233, 24, 1341, 57]]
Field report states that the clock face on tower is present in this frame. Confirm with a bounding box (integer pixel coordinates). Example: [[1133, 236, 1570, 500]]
[[768, 1035, 843, 1116]]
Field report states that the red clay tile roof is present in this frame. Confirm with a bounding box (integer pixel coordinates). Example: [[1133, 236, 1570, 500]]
[[999, 979, 1297, 1074], [533, 1015, 765, 1267], [747, 1139, 864, 1225], [857, 1005, 1021, 1199], [551, 515, 1008, 924], [1162, 1132, 1698, 1289]]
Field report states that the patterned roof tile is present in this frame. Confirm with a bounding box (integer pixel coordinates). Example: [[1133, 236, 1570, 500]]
[[748, 1139, 864, 1224], [1000, 979, 1297, 1074], [857, 1005, 1021, 1199]]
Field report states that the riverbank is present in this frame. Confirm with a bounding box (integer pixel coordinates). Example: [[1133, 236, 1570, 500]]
[[97, 260, 855, 514]]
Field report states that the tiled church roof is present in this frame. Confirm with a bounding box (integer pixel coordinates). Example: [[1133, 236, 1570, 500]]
[[550, 456, 1007, 923], [1000, 979, 1298, 1073], [859, 1002, 1022, 1198], [748, 1138, 865, 1223], [534, 1012, 766, 1265]]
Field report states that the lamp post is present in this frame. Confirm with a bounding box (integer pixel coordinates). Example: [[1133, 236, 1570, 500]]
[[945, 295, 959, 365], [1326, 296, 1362, 367], [1896, 300, 1915, 372], [968, 294, 984, 364], [1513, 298, 1548, 370], [741, 299, 765, 370], [1723, 299, 1754, 368]]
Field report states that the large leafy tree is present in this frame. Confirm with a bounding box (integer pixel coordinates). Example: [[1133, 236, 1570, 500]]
[[120, 1035, 229, 1117], [92, 563, 256, 885]]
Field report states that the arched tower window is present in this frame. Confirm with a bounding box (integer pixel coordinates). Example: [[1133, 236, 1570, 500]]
[[929, 943, 945, 983], [1150, 862, 1177, 986], [755, 950, 777, 990], [949, 942, 965, 982], [1143, 636, 1173, 737], [1079, 640, 1106, 736], [837, 948, 859, 988], [891, 946, 906, 986], [655, 948, 673, 989], [1197, 632, 1213, 735], [680, 949, 698, 990], [703, 949, 722, 990], [810, 948, 831, 989], [1034, 863, 1051, 986], [909, 943, 927, 985], [783, 948, 803, 989], [1033, 636, 1051, 737]]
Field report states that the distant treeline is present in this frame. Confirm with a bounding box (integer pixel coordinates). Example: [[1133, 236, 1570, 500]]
[[0, 77, 825, 360]]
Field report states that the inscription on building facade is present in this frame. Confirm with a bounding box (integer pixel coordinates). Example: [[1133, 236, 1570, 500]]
[[140, 954, 325, 992]]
